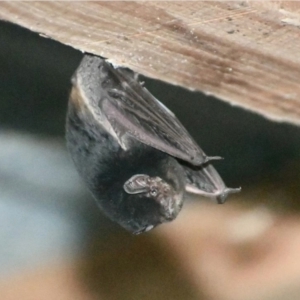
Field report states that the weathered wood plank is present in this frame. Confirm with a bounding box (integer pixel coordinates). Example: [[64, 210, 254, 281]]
[[1, 1, 300, 124]]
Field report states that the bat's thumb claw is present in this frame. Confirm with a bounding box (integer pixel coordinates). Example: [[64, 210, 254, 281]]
[[217, 187, 241, 204], [204, 156, 223, 163]]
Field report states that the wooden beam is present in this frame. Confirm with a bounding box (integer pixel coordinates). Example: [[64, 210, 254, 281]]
[[1, 1, 300, 124]]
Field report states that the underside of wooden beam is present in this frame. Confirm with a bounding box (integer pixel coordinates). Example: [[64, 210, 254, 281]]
[[1, 1, 300, 124]]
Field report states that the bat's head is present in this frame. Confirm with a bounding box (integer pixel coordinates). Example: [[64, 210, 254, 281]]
[[123, 174, 184, 234]]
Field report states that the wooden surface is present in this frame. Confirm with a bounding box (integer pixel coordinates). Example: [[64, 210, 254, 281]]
[[1, 1, 300, 124]]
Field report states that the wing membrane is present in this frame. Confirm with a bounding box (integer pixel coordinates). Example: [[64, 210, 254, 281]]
[[74, 55, 220, 166], [184, 163, 241, 203], [98, 58, 208, 165]]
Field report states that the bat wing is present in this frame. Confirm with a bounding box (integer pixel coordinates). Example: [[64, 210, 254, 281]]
[[184, 163, 241, 203], [74, 55, 219, 166]]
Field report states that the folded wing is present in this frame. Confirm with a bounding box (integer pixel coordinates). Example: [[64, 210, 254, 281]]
[[74, 55, 219, 166], [184, 163, 240, 203]]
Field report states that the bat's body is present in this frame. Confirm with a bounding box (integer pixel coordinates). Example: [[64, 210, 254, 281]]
[[67, 97, 185, 232], [66, 55, 239, 234]]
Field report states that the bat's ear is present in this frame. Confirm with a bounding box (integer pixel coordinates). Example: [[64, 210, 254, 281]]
[[123, 174, 150, 194]]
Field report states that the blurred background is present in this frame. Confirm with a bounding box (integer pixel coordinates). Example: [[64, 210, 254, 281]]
[[1, 20, 300, 300]]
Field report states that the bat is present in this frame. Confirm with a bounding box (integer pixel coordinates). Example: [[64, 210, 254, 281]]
[[66, 55, 240, 234]]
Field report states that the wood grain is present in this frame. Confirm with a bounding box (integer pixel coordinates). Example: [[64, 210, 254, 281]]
[[1, 1, 300, 124]]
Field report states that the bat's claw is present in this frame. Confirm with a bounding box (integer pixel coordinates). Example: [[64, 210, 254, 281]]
[[204, 155, 223, 163], [217, 187, 241, 204]]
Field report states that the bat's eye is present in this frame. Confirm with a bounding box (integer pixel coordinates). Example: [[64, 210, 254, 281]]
[[150, 188, 158, 197]]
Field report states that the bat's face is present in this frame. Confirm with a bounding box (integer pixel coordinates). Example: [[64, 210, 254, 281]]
[[123, 174, 184, 233]]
